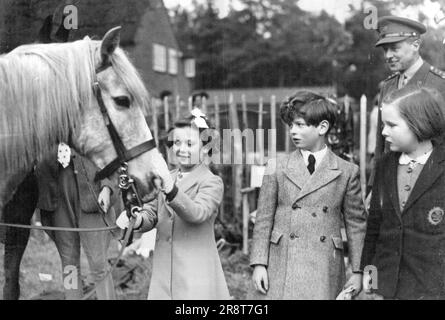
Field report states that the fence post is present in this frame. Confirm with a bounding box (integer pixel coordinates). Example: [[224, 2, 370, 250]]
[[270, 95, 277, 158], [241, 94, 249, 174], [163, 96, 170, 132], [241, 94, 250, 255], [228, 93, 243, 236], [188, 96, 193, 112], [151, 97, 159, 146], [258, 97, 264, 164], [175, 95, 180, 121], [242, 192, 249, 255], [360, 94, 367, 200], [214, 95, 224, 222], [283, 96, 290, 153], [202, 96, 208, 115], [214, 95, 221, 132]]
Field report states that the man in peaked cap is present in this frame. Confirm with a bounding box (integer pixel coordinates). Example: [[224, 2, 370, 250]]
[[372, 16, 445, 171]]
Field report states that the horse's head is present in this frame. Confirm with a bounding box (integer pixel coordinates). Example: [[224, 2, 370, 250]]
[[73, 27, 163, 201]]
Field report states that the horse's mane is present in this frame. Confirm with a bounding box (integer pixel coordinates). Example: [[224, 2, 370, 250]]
[[0, 36, 149, 174]]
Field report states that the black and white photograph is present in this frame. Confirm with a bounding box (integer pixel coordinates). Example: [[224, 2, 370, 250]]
[[1, 0, 445, 305]]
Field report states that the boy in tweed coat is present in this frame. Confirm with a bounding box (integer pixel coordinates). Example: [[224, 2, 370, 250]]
[[250, 91, 367, 299]]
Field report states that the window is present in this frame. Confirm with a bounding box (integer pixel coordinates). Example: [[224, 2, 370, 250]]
[[184, 58, 196, 78], [153, 44, 166, 72], [168, 48, 178, 75]]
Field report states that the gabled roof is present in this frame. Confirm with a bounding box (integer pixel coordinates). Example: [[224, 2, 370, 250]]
[[0, 0, 179, 50]]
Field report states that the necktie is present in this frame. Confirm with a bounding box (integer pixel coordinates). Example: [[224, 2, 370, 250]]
[[57, 143, 71, 168], [307, 154, 316, 175]]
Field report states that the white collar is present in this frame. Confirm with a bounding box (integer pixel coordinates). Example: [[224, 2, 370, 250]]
[[399, 149, 432, 165], [402, 57, 423, 82], [300, 145, 328, 169]]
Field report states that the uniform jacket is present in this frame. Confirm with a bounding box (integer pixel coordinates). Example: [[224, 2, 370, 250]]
[[141, 164, 230, 300], [35, 148, 117, 214], [361, 144, 445, 299], [374, 62, 445, 160], [249, 149, 367, 300]]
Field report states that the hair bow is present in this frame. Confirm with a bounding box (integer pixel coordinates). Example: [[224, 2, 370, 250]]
[[191, 107, 209, 129]]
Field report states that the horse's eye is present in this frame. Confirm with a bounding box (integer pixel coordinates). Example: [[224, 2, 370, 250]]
[[113, 96, 131, 108]]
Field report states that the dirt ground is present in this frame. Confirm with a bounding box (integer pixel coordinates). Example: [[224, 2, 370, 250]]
[[0, 231, 251, 300]]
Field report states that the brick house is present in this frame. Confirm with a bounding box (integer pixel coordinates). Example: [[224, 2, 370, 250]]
[[0, 0, 194, 104]]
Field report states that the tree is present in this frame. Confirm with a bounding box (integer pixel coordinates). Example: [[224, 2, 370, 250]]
[[335, 0, 391, 101]]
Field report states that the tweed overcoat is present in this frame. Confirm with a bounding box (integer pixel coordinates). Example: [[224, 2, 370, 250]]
[[250, 149, 367, 299], [141, 164, 230, 300]]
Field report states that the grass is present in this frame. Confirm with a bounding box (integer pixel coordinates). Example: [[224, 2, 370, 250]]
[[0, 231, 251, 300], [0, 231, 64, 300], [1, 232, 373, 300]]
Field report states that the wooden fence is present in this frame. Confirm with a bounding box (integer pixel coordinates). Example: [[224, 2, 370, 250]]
[[147, 93, 368, 254]]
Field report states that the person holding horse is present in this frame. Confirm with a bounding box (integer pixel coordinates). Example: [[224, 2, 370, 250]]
[[35, 145, 119, 300], [126, 108, 230, 300]]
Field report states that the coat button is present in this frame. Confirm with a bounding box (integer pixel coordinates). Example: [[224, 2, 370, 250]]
[[320, 235, 326, 242], [312, 212, 317, 217], [73, 170, 78, 174], [289, 232, 297, 240], [292, 203, 300, 210], [407, 167, 413, 173], [404, 185, 411, 191], [323, 206, 328, 212]]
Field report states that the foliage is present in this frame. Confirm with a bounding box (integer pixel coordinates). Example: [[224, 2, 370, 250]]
[[170, 0, 445, 102], [171, 0, 352, 89]]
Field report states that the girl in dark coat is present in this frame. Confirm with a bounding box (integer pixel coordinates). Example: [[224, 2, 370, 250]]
[[361, 86, 445, 299]]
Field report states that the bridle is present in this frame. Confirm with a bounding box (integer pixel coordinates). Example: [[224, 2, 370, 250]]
[[92, 61, 157, 241]]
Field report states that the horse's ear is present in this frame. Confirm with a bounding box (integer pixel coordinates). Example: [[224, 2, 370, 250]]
[[38, 15, 54, 43], [100, 26, 122, 64]]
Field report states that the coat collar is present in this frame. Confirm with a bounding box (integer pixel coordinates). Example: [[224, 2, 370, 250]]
[[161, 164, 210, 217], [286, 148, 341, 202], [284, 150, 311, 189], [402, 57, 423, 82], [406, 61, 430, 87], [174, 164, 209, 192], [402, 143, 445, 213]]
